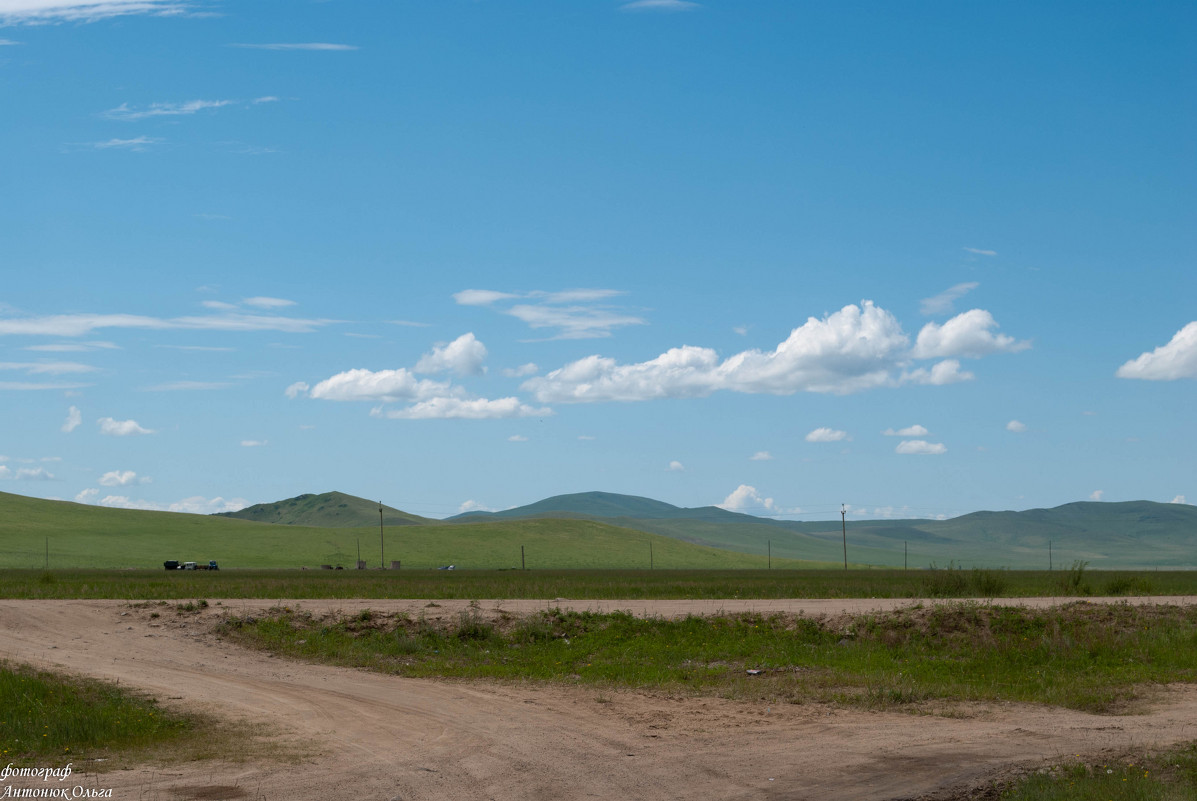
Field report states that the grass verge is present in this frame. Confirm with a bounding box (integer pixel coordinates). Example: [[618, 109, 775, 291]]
[[216, 601, 1197, 713], [0, 660, 268, 768], [996, 743, 1197, 800], [4, 567, 1195, 600]]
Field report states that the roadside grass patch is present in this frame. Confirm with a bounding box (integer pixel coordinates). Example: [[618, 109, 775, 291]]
[[217, 602, 1197, 713], [998, 743, 1197, 800], [0, 660, 194, 762]]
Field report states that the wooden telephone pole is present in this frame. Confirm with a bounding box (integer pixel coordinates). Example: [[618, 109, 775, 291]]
[[841, 504, 847, 570]]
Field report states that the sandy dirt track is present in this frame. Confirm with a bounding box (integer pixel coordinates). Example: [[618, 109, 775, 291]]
[[3, 597, 1196, 801]]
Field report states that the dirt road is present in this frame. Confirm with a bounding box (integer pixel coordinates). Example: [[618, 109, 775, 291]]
[[3, 598, 1195, 801]]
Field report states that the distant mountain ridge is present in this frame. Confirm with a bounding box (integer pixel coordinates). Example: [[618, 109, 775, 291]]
[[450, 490, 765, 525], [216, 491, 435, 528]]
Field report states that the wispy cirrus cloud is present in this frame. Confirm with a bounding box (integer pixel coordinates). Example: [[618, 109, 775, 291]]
[[0, 310, 332, 337], [103, 99, 235, 120], [619, 0, 700, 11], [455, 288, 644, 340], [0, 360, 97, 375], [963, 247, 997, 257], [229, 42, 358, 51], [920, 282, 979, 316], [0, 0, 187, 26], [85, 136, 163, 151]]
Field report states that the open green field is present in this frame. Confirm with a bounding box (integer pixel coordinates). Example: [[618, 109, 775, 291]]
[[3, 566, 1195, 600]]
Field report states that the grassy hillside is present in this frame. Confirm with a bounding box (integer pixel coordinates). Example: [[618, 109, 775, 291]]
[[215, 490, 434, 527], [0, 492, 833, 570], [450, 490, 762, 524]]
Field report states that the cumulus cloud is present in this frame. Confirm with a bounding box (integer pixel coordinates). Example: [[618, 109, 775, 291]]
[[913, 309, 1031, 359], [901, 359, 974, 386], [284, 381, 310, 399], [99, 470, 148, 487], [370, 397, 551, 420], [1089, 490, 1104, 502], [98, 417, 154, 436], [1, 0, 186, 25], [0, 465, 55, 480], [717, 484, 774, 513], [920, 282, 979, 316], [415, 333, 487, 376], [805, 427, 849, 443], [668, 460, 685, 472], [307, 368, 452, 403], [74, 488, 98, 503], [503, 363, 539, 378], [458, 499, 495, 514], [883, 424, 928, 437], [1172, 495, 1188, 505], [749, 451, 773, 461], [1116, 322, 1197, 381], [525, 302, 945, 402], [1006, 420, 1027, 433], [61, 405, 81, 433], [74, 493, 248, 513], [895, 440, 947, 455]]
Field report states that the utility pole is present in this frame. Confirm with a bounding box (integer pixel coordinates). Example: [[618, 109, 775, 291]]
[[904, 541, 907, 572], [768, 540, 771, 570], [1048, 540, 1052, 572], [841, 504, 848, 570], [649, 542, 653, 570], [379, 501, 385, 569]]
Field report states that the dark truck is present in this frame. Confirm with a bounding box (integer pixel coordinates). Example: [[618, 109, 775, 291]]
[[164, 560, 219, 571]]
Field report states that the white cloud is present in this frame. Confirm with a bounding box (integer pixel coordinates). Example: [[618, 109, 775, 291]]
[[453, 289, 520, 306], [913, 309, 1031, 359], [577, 435, 595, 441], [805, 427, 849, 443], [458, 499, 494, 514], [0, 465, 54, 480], [920, 282, 979, 316], [88, 136, 163, 151], [457, 288, 645, 340], [1006, 420, 1027, 433], [1116, 322, 1197, 381], [620, 0, 700, 10], [103, 99, 235, 121], [201, 300, 238, 310], [883, 424, 928, 437], [0, 311, 331, 337], [242, 296, 295, 309], [895, 440, 947, 455], [0, 0, 185, 25], [749, 451, 773, 461], [503, 363, 539, 378], [230, 42, 358, 51], [963, 247, 997, 257], [74, 488, 98, 503], [0, 360, 97, 375], [99, 470, 147, 487], [0, 37, 20, 43], [284, 381, 310, 399], [1089, 489, 1104, 502], [733, 326, 748, 336], [717, 484, 774, 513], [507, 435, 528, 442], [371, 397, 551, 420], [61, 406, 81, 433], [525, 302, 938, 402], [1172, 495, 1188, 505], [0, 381, 92, 391], [901, 359, 974, 386], [308, 368, 452, 403], [143, 381, 232, 391], [240, 440, 267, 447], [668, 460, 685, 472], [26, 341, 118, 352], [415, 333, 487, 376], [98, 417, 154, 436]]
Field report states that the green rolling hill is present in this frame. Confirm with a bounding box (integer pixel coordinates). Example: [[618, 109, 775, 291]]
[[0, 491, 830, 570], [216, 491, 435, 527]]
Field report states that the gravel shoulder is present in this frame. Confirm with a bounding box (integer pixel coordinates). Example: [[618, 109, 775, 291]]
[[3, 597, 1195, 801]]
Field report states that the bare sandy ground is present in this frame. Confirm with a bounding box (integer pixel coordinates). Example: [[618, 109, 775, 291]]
[[3, 597, 1195, 801]]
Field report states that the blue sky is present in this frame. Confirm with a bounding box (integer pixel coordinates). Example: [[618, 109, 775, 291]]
[[1, 0, 1194, 521]]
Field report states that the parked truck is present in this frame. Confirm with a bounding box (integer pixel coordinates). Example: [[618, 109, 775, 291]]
[[164, 560, 219, 571]]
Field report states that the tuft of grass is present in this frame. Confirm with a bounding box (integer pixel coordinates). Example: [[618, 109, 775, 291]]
[[1057, 561, 1092, 596], [217, 602, 1197, 713]]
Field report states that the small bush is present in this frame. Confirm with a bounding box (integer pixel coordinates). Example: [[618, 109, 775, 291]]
[[919, 564, 968, 597], [970, 568, 1008, 597], [1058, 561, 1091, 595]]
